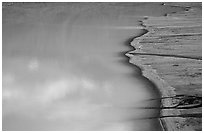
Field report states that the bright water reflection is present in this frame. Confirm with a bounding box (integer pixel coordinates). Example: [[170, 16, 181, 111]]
[[3, 3, 183, 130]]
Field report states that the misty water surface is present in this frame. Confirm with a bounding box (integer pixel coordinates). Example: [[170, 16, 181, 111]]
[[2, 3, 183, 130]]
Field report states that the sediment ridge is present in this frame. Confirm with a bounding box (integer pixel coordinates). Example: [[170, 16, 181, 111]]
[[126, 2, 202, 131]]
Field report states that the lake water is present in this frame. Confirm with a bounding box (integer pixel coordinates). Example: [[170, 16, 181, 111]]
[[2, 3, 183, 130]]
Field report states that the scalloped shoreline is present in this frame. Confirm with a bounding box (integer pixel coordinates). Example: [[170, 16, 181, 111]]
[[126, 3, 202, 131]]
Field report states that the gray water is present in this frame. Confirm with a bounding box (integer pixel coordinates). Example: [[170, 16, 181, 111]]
[[2, 3, 183, 130]]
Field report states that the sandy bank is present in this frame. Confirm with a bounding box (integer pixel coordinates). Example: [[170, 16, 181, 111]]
[[127, 2, 202, 131]]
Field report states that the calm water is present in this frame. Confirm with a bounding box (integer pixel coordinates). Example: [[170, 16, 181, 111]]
[[2, 3, 183, 130]]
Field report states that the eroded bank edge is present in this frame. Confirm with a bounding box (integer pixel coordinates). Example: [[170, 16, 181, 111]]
[[125, 3, 195, 131]]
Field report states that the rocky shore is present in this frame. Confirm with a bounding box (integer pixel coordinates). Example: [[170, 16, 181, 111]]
[[127, 2, 202, 131]]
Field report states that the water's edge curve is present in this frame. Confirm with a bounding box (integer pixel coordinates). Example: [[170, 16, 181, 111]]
[[125, 4, 190, 131]]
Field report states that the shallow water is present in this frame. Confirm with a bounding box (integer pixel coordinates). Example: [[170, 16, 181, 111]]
[[2, 3, 184, 130]]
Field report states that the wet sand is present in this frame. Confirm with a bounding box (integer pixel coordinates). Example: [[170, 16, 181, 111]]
[[128, 2, 202, 131]]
